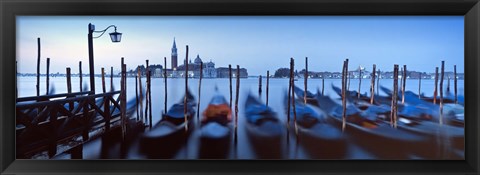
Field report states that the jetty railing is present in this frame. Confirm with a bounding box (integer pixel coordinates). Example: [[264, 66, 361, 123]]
[[16, 90, 126, 158]]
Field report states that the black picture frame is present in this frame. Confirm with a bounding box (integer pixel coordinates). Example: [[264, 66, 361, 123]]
[[1, 0, 479, 174]]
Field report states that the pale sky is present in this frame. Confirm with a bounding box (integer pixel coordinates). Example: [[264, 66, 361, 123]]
[[16, 16, 464, 76]]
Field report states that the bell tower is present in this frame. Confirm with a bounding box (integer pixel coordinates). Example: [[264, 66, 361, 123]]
[[171, 37, 178, 69]]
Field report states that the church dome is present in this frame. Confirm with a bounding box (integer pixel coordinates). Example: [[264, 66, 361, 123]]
[[194, 54, 202, 64]]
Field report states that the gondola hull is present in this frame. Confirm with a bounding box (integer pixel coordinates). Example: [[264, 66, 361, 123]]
[[198, 122, 232, 159], [139, 119, 194, 159], [245, 120, 283, 159]]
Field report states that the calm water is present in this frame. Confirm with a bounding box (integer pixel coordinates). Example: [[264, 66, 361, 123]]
[[17, 76, 465, 159]]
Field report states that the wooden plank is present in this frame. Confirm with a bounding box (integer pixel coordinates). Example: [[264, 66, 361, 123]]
[[17, 91, 120, 109], [17, 91, 90, 102]]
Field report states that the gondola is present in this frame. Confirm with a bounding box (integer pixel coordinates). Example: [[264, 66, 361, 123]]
[[380, 86, 464, 127], [352, 98, 464, 159], [284, 93, 347, 159], [244, 93, 284, 159], [198, 92, 232, 159], [330, 84, 393, 107], [292, 85, 319, 106], [315, 94, 430, 159], [139, 89, 196, 159]]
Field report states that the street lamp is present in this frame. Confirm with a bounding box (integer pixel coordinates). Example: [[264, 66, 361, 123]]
[[88, 23, 122, 94]]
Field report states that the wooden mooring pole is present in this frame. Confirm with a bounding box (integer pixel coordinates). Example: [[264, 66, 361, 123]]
[[402, 65, 407, 104], [235, 65, 240, 148], [46, 58, 50, 95], [291, 59, 298, 136], [110, 67, 114, 92], [439, 61, 445, 125], [229, 64, 233, 109], [342, 59, 348, 132], [79, 61, 82, 92], [197, 62, 203, 123], [36, 38, 41, 97], [434, 67, 439, 104], [101, 68, 106, 93], [304, 57, 308, 104], [358, 65, 362, 99], [138, 67, 145, 122], [147, 60, 153, 129], [454, 65, 457, 104], [266, 70, 270, 106], [370, 64, 376, 104], [145, 62, 149, 126], [164, 57, 168, 114], [391, 65, 399, 128], [66, 67, 73, 111], [121, 62, 127, 141], [258, 75, 262, 98], [322, 76, 325, 96], [235, 65, 240, 130], [135, 73, 139, 121], [184, 46, 189, 131], [287, 59, 293, 127]]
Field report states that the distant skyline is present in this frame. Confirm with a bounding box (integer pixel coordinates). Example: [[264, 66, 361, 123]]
[[17, 16, 464, 76]]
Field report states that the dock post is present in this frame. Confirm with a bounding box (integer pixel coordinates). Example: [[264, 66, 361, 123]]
[[121, 62, 127, 141], [391, 65, 399, 128], [66, 67, 73, 111], [36, 38, 41, 97], [358, 65, 362, 99], [322, 76, 325, 96], [235, 65, 240, 130], [46, 58, 50, 95], [402, 65, 407, 104], [184, 46, 189, 131], [197, 61, 203, 123], [439, 61, 445, 125], [258, 75, 262, 98], [101, 67, 106, 93], [148, 62, 152, 129], [454, 65, 457, 104], [266, 70, 270, 106], [287, 58, 293, 126], [79, 61, 82, 92], [304, 57, 308, 104], [135, 73, 139, 121], [370, 64, 376, 104], [434, 67, 439, 104], [164, 57, 168, 114], [138, 68, 145, 123], [145, 62, 149, 126], [291, 59, 298, 136], [229, 64, 233, 109], [146, 60, 152, 129], [235, 65, 241, 149], [110, 67, 114, 92], [341, 59, 348, 132]]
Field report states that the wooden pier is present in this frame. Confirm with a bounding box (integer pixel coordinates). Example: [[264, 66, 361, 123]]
[[15, 62, 141, 159]]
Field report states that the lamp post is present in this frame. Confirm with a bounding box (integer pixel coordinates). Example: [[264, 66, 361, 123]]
[[88, 23, 122, 94]]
